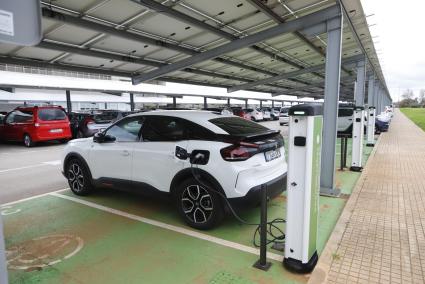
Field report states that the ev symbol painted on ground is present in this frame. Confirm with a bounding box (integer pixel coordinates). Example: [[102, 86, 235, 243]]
[[6, 234, 84, 270], [1, 205, 21, 216]]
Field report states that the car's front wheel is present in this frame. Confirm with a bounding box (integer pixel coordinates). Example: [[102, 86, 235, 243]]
[[175, 178, 224, 230], [66, 158, 93, 195]]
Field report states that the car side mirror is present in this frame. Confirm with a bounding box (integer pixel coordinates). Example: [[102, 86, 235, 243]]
[[93, 132, 116, 143]]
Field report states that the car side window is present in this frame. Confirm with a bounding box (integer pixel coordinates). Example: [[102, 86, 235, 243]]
[[105, 117, 143, 142], [5, 112, 16, 124], [183, 119, 216, 141], [14, 110, 33, 123], [338, 108, 353, 117], [142, 116, 185, 142]]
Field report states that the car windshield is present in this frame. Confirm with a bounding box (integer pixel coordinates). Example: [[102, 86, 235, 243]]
[[38, 108, 66, 121], [280, 108, 289, 113], [209, 117, 271, 136]]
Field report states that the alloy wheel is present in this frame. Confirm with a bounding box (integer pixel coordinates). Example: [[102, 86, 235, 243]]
[[68, 163, 84, 192], [181, 185, 213, 224]]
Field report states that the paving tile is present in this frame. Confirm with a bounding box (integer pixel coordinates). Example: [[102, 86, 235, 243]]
[[316, 110, 425, 284]]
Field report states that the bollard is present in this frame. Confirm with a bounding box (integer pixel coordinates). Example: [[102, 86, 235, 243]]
[[253, 184, 271, 271]]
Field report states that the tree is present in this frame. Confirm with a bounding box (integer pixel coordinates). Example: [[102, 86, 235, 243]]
[[399, 89, 418, 108], [419, 89, 425, 107], [402, 89, 415, 100]]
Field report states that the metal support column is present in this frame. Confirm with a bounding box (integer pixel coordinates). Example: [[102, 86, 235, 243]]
[[245, 99, 248, 109], [204, 97, 208, 109], [66, 90, 72, 113], [366, 75, 376, 146], [104, 102, 107, 109], [227, 98, 230, 107], [260, 100, 263, 108], [320, 13, 343, 197], [350, 59, 366, 171], [272, 100, 275, 108], [173, 96, 177, 108], [130, 93, 135, 111]]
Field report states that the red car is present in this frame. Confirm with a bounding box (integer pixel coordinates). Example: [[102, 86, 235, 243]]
[[231, 108, 250, 120], [0, 106, 72, 147]]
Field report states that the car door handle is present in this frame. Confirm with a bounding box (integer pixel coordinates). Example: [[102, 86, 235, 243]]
[[121, 150, 130, 156]]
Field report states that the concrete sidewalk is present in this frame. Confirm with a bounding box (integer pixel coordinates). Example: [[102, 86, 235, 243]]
[[310, 109, 425, 284]]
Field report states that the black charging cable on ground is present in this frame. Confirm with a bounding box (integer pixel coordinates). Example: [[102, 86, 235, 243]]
[[189, 153, 285, 248]]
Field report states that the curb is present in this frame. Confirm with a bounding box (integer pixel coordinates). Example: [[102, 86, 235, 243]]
[[307, 134, 383, 284]]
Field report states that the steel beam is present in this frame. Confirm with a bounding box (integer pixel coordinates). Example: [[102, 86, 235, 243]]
[[132, 5, 341, 84], [320, 14, 343, 197], [229, 54, 363, 93], [354, 60, 366, 106], [204, 97, 207, 109], [130, 92, 135, 111], [245, 99, 248, 108], [38, 41, 262, 85], [172, 97, 177, 108], [66, 90, 72, 112]]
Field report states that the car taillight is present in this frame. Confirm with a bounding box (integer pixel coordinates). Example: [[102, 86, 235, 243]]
[[84, 118, 94, 125], [220, 142, 259, 161]]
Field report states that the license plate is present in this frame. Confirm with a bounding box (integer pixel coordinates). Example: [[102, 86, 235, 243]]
[[264, 149, 281, 162], [49, 129, 63, 133]]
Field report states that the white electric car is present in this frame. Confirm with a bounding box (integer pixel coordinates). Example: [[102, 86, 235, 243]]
[[62, 110, 287, 229], [279, 107, 290, 125]]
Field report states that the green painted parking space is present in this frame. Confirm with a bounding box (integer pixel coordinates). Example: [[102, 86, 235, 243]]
[[3, 137, 375, 284]]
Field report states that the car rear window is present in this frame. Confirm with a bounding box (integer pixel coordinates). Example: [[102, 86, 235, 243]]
[[209, 117, 270, 136], [280, 108, 289, 113], [37, 108, 67, 121]]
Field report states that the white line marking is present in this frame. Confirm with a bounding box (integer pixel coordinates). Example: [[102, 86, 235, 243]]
[[42, 160, 61, 166], [50, 192, 284, 262], [1, 188, 69, 207], [0, 160, 61, 173]]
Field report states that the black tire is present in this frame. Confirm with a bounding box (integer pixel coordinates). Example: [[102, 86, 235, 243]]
[[174, 177, 224, 230], [65, 158, 93, 196], [60, 139, 69, 144], [23, 134, 34, 147]]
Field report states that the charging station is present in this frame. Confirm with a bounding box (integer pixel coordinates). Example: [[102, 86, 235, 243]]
[[350, 106, 365, 171], [284, 104, 322, 273], [366, 106, 376, 147]]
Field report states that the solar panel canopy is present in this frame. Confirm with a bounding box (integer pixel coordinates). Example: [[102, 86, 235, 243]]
[[0, 0, 386, 101]]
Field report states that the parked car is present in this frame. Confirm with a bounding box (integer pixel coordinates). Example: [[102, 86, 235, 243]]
[[337, 106, 354, 134], [69, 110, 131, 138], [231, 107, 250, 120], [261, 108, 272, 121], [375, 118, 389, 133], [202, 107, 233, 115], [0, 106, 72, 147], [244, 108, 264, 122], [270, 108, 280, 120], [62, 110, 287, 229], [279, 107, 290, 125]]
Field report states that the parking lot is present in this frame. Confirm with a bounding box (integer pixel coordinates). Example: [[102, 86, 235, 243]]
[[1, 120, 374, 284]]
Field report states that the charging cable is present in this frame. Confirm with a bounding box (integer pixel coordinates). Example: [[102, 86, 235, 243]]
[[189, 153, 285, 248]]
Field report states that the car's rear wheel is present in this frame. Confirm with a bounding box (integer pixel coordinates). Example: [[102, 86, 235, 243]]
[[175, 178, 224, 230], [66, 158, 93, 195], [23, 134, 34, 147]]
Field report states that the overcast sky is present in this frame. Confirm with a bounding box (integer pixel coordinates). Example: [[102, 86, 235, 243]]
[[361, 0, 425, 101]]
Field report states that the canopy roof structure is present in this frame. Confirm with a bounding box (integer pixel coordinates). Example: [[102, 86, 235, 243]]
[[0, 0, 387, 101]]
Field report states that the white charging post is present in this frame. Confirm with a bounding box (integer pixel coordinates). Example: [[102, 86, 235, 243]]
[[366, 106, 376, 147], [350, 106, 365, 171], [284, 104, 322, 273]]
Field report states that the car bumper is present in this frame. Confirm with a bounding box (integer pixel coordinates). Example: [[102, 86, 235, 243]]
[[229, 172, 287, 207], [279, 117, 289, 124]]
